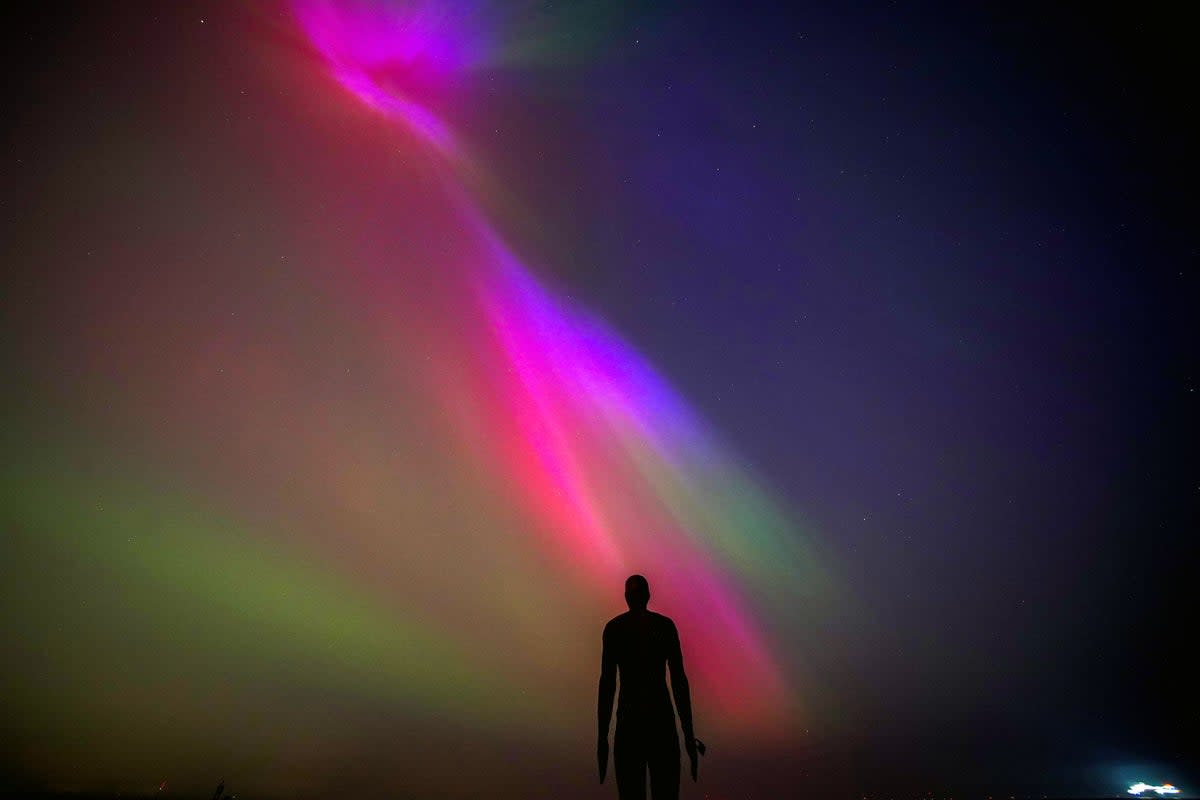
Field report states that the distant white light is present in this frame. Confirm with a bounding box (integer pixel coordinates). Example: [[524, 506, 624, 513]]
[[1128, 783, 1180, 796]]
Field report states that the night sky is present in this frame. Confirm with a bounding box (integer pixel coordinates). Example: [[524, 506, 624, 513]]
[[2, 2, 1195, 798]]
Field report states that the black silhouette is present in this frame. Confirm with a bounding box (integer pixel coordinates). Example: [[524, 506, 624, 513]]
[[598, 574, 703, 799]]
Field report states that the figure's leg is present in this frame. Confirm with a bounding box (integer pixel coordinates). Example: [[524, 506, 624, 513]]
[[646, 726, 680, 800], [614, 725, 648, 800]]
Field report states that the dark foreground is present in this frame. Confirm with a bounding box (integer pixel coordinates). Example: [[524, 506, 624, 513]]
[[1, 793, 1184, 800]]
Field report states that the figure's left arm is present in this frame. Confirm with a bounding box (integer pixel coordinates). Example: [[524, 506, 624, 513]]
[[598, 624, 617, 739], [597, 623, 617, 783]]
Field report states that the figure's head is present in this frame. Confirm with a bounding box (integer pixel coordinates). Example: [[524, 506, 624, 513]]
[[624, 574, 650, 610]]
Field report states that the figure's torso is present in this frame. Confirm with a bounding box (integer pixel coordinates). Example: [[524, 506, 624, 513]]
[[606, 610, 676, 723]]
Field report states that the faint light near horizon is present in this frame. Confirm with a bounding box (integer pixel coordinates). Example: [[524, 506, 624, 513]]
[[1128, 783, 1181, 796]]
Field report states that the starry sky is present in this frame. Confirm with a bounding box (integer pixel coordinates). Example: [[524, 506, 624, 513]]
[[1, 2, 1195, 798]]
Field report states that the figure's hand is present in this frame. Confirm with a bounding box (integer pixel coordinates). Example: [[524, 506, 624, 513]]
[[685, 737, 699, 782], [597, 736, 609, 784]]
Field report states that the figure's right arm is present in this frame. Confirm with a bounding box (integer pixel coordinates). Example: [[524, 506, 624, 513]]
[[666, 619, 694, 742], [598, 623, 616, 738]]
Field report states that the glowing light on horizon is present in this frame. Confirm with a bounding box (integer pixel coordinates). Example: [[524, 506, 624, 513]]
[[1129, 783, 1181, 796]]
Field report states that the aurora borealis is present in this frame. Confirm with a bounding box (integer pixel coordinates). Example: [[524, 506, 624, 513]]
[[2, 2, 1194, 798]]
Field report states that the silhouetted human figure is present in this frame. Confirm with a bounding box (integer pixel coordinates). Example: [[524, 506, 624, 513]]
[[598, 575, 701, 800]]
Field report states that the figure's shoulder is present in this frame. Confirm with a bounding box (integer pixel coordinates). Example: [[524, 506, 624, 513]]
[[604, 611, 631, 632], [648, 611, 676, 630]]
